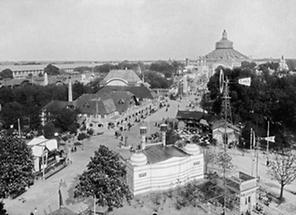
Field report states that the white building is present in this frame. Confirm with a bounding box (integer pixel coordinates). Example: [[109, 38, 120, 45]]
[[212, 120, 241, 145], [126, 127, 204, 195], [27, 136, 58, 172], [226, 172, 258, 215]]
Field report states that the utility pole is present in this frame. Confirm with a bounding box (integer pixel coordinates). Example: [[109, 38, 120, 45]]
[[17, 118, 21, 137], [266, 120, 270, 159], [91, 98, 101, 118], [221, 77, 232, 215], [93, 195, 96, 215]]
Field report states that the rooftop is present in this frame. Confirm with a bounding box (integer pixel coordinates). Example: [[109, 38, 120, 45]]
[[97, 85, 154, 100], [143, 144, 188, 164], [205, 30, 249, 63], [101, 69, 142, 86]]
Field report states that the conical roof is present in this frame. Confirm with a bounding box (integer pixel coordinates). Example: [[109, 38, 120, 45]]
[[205, 30, 249, 63]]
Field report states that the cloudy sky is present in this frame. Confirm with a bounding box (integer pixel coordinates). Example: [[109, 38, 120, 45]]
[[0, 0, 295, 61]]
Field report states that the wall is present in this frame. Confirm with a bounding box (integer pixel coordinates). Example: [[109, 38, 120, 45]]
[[127, 153, 204, 195]]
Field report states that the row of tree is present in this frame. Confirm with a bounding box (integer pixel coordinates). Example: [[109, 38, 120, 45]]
[[0, 82, 92, 131]]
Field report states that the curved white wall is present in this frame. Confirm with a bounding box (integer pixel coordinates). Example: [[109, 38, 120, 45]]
[[127, 154, 204, 195]]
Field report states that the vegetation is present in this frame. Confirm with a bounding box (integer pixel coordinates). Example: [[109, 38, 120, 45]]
[[0, 69, 13, 79], [144, 71, 172, 89], [0, 134, 34, 198], [44, 64, 60, 76], [150, 60, 183, 78], [205, 63, 296, 149], [0, 83, 90, 131], [74, 145, 132, 211], [268, 150, 296, 200], [0, 202, 8, 215]]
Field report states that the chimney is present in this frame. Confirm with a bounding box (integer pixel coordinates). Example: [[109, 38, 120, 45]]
[[44, 72, 48, 86], [68, 78, 73, 102], [160, 124, 168, 147], [140, 126, 147, 150]]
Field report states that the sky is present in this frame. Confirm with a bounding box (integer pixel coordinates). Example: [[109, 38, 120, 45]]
[[0, 0, 295, 61]]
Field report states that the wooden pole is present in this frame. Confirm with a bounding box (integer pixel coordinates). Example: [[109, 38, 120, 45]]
[[17, 118, 21, 137], [93, 195, 96, 215], [250, 128, 253, 150], [266, 120, 270, 158]]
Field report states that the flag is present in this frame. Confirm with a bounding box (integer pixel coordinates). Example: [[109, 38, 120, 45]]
[[219, 70, 224, 93], [238, 77, 251, 86], [58, 188, 63, 208], [262, 136, 275, 143]]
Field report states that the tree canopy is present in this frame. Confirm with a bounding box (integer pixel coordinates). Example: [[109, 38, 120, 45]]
[[74, 145, 132, 211], [0, 134, 34, 198], [44, 64, 60, 76], [268, 150, 296, 200], [150, 60, 183, 78], [144, 71, 172, 89], [0, 83, 90, 131], [205, 64, 296, 149], [0, 69, 13, 79], [0, 202, 8, 215]]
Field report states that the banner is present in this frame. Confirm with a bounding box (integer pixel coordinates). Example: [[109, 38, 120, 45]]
[[219, 70, 224, 93], [263, 136, 275, 143], [238, 77, 251, 86]]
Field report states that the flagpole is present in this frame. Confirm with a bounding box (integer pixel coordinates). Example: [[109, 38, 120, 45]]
[[266, 120, 270, 159]]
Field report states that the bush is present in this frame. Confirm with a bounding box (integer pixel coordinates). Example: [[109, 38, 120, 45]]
[[87, 128, 94, 136], [77, 133, 88, 141]]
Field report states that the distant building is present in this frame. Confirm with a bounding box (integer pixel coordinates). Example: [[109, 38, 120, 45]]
[[100, 69, 143, 87], [212, 119, 241, 145], [186, 30, 250, 80], [205, 30, 249, 74], [278, 56, 289, 71]]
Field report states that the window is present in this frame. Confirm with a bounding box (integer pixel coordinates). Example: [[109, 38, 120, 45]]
[[245, 198, 247, 205], [193, 161, 200, 165], [248, 196, 251, 203], [139, 172, 147, 178]]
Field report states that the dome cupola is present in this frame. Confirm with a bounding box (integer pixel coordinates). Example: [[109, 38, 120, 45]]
[[130, 152, 147, 166], [183, 143, 201, 155], [216, 30, 233, 49]]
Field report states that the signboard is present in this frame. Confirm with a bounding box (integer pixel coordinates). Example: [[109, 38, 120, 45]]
[[238, 77, 251, 86]]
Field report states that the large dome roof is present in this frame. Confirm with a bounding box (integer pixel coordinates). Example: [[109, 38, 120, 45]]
[[205, 30, 249, 63]]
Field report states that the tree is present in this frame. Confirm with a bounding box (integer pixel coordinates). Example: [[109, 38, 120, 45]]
[[268, 150, 296, 200], [44, 64, 60, 76], [74, 145, 132, 211], [214, 151, 233, 171], [54, 108, 78, 133], [0, 69, 13, 79], [0, 134, 34, 198], [0, 201, 8, 215], [144, 71, 172, 89], [43, 121, 57, 139], [204, 148, 216, 174]]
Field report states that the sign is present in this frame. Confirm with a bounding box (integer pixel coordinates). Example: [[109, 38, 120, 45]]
[[238, 77, 251, 86], [263, 136, 275, 142]]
